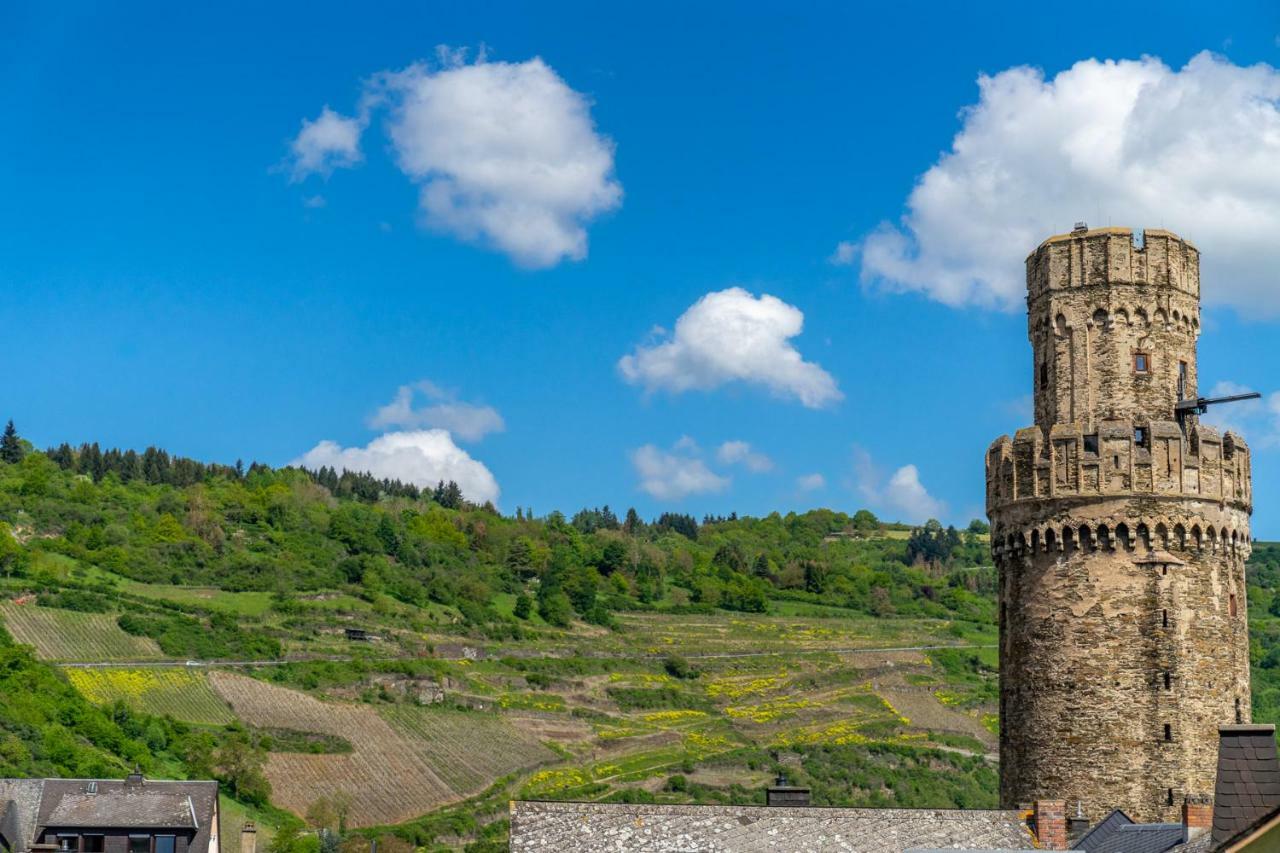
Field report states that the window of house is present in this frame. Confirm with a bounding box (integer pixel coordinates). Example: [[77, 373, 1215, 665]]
[[57, 836, 78, 852], [1134, 352, 1151, 373], [83, 837, 104, 853], [154, 837, 175, 853], [129, 835, 151, 853]]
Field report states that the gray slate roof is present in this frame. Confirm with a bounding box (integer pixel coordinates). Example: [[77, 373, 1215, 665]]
[[1211, 724, 1280, 846], [1071, 809, 1189, 853], [509, 801, 1037, 852]]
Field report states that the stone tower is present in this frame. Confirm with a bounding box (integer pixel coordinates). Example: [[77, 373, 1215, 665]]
[[986, 226, 1253, 823]]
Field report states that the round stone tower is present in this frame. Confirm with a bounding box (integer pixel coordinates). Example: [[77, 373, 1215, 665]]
[[986, 226, 1253, 823]]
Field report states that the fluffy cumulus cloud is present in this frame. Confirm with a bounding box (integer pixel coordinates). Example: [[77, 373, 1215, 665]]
[[853, 448, 945, 524], [368, 380, 504, 441], [288, 106, 365, 181], [631, 442, 729, 501], [716, 440, 774, 473], [288, 48, 621, 268], [293, 430, 500, 504], [618, 288, 841, 408], [857, 52, 1280, 312]]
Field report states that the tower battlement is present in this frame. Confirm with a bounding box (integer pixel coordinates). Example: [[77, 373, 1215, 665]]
[[1027, 227, 1201, 303], [986, 418, 1252, 511]]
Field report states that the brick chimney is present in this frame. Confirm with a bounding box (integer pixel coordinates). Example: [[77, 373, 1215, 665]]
[[1033, 800, 1068, 850], [240, 822, 257, 853], [1183, 794, 1213, 838]]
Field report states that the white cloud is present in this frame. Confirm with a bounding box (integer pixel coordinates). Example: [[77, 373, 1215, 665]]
[[618, 288, 841, 408], [349, 50, 621, 268], [716, 440, 774, 472], [857, 52, 1280, 312], [852, 447, 946, 524], [368, 380, 504, 441], [829, 241, 856, 266], [796, 473, 826, 492], [631, 442, 729, 501], [292, 429, 500, 504], [288, 106, 365, 181], [303, 195, 327, 209]]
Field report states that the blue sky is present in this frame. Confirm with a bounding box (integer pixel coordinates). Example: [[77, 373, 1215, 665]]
[[4, 2, 1280, 533]]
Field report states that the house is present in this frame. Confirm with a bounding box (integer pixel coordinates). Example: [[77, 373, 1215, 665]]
[[0, 773, 219, 853]]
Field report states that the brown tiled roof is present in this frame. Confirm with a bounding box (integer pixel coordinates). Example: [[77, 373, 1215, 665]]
[[1211, 724, 1280, 846], [509, 801, 1038, 852]]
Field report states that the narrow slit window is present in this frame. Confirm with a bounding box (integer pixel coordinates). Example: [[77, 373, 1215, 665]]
[[1178, 361, 1188, 399], [1163, 672, 1171, 690], [1230, 594, 1238, 618], [1164, 724, 1173, 742], [1167, 788, 1174, 806], [1040, 361, 1048, 390], [1162, 609, 1169, 627], [1114, 455, 1122, 470], [1134, 351, 1151, 374]]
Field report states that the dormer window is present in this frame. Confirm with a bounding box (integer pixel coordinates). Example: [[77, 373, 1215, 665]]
[[1134, 352, 1151, 374]]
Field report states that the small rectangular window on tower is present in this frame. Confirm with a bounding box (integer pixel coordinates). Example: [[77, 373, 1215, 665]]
[[1135, 427, 1147, 447], [1179, 361, 1188, 398], [1083, 434, 1099, 455], [1134, 352, 1151, 374], [1164, 723, 1173, 742]]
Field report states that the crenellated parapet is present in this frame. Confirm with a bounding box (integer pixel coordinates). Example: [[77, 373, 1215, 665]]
[[986, 419, 1251, 512], [1027, 227, 1201, 305]]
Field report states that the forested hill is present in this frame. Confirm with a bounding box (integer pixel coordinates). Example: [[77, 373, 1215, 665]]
[[8, 422, 1280, 852], [0, 424, 998, 630]]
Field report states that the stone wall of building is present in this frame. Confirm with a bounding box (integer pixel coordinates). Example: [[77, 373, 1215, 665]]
[[989, 227, 1252, 824]]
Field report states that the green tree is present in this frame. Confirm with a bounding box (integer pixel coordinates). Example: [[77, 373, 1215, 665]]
[[0, 421, 24, 464], [214, 729, 271, 805], [513, 593, 533, 620], [852, 509, 879, 535]]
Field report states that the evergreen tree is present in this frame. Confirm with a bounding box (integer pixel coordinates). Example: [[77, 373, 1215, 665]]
[[0, 421, 23, 464]]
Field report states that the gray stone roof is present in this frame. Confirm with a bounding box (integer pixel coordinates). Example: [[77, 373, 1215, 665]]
[[0, 781, 45, 853], [509, 801, 1038, 852]]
